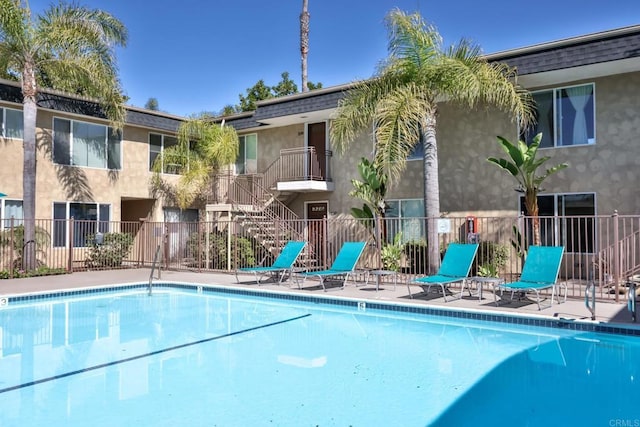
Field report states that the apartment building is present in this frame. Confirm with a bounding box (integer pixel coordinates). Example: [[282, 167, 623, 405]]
[[1, 25, 639, 257]]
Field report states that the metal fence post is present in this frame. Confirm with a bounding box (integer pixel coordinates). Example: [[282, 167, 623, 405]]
[[163, 223, 169, 270], [67, 217, 74, 272], [323, 216, 328, 269], [613, 210, 620, 302], [9, 217, 14, 278], [197, 220, 202, 273], [227, 217, 232, 272], [138, 218, 146, 266]]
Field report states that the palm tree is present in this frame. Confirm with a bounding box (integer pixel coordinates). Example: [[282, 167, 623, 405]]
[[0, 0, 127, 269], [151, 116, 239, 209], [300, 0, 309, 93], [487, 133, 568, 246], [331, 9, 534, 273]]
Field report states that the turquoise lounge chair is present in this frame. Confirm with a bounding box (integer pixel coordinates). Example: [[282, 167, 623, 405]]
[[407, 243, 479, 301], [495, 245, 565, 310], [294, 241, 367, 291], [236, 241, 306, 285]]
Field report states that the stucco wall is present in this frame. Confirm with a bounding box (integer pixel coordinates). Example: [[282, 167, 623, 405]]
[[1, 105, 178, 222], [335, 71, 640, 218], [4, 70, 640, 224]]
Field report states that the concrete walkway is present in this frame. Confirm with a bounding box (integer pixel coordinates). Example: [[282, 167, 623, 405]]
[[0, 267, 637, 327]]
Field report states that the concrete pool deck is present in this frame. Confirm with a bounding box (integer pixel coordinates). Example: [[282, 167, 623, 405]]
[[1, 267, 637, 327]]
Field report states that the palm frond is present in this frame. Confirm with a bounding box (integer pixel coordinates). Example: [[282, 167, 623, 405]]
[[385, 9, 441, 67], [331, 78, 395, 154], [374, 83, 429, 180], [0, 0, 28, 43]]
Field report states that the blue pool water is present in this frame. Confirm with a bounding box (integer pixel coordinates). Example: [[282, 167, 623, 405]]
[[0, 285, 639, 426]]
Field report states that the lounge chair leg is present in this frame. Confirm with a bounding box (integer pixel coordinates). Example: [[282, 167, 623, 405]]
[[407, 283, 414, 299]]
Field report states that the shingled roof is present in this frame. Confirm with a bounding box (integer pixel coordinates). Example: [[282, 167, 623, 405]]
[[252, 85, 350, 122], [0, 79, 183, 133], [486, 25, 640, 75]]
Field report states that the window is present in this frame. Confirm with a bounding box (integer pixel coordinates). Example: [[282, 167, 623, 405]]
[[53, 202, 110, 247], [407, 143, 424, 160], [522, 83, 595, 148], [0, 107, 23, 139], [519, 193, 595, 253], [149, 133, 182, 174], [0, 199, 23, 229], [53, 118, 121, 169], [385, 199, 425, 243], [235, 134, 257, 174], [163, 207, 198, 222]]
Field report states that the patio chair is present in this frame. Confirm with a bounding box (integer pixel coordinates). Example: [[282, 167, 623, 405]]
[[407, 243, 479, 301], [494, 245, 565, 310], [294, 241, 367, 291], [235, 241, 306, 285]]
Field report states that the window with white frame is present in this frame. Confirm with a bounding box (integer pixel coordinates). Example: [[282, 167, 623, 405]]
[[385, 198, 425, 243], [0, 107, 23, 139], [53, 202, 110, 247], [53, 118, 121, 169], [519, 193, 595, 253], [149, 133, 182, 174], [0, 199, 24, 229], [235, 134, 257, 174], [521, 83, 595, 148]]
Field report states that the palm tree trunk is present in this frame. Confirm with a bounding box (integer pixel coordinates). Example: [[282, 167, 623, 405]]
[[21, 62, 38, 270], [300, 0, 309, 92], [422, 114, 440, 273], [525, 190, 541, 246]]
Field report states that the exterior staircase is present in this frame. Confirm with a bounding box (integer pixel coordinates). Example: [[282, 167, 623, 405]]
[[208, 147, 328, 266], [595, 229, 640, 296]]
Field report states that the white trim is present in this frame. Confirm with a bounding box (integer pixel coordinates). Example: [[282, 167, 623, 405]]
[[52, 201, 112, 248], [235, 133, 258, 175], [304, 200, 330, 221], [527, 82, 596, 149], [52, 116, 122, 170], [149, 132, 180, 174], [0, 105, 24, 140], [277, 181, 334, 192], [304, 121, 329, 178], [0, 198, 24, 230]]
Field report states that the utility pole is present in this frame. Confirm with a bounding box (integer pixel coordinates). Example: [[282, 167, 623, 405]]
[[300, 0, 309, 92]]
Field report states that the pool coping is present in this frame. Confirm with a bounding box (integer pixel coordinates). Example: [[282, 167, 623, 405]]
[[3, 280, 640, 337]]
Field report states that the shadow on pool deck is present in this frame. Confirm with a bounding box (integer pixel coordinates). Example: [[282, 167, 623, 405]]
[[1, 267, 638, 327]]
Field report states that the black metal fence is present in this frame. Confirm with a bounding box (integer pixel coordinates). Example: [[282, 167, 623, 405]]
[[2, 213, 639, 302]]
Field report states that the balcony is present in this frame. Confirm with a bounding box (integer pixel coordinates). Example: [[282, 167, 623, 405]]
[[270, 147, 334, 192]]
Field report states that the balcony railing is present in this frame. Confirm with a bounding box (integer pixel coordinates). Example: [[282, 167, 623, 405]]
[[268, 146, 332, 184]]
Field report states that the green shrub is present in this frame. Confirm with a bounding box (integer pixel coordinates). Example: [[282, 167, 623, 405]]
[[0, 266, 68, 279], [0, 225, 50, 269], [381, 232, 403, 272], [85, 232, 134, 268], [187, 231, 258, 269], [476, 241, 509, 277]]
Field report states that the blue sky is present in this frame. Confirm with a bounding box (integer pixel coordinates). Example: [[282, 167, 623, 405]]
[[27, 0, 640, 117]]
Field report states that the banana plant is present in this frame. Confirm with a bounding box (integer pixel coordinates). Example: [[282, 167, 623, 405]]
[[349, 157, 388, 220], [487, 133, 568, 246]]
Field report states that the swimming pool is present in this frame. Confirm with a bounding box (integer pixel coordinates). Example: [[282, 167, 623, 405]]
[[0, 283, 638, 426]]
